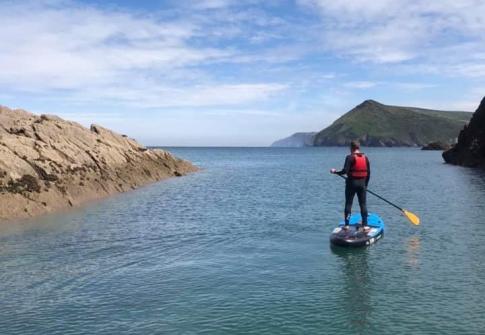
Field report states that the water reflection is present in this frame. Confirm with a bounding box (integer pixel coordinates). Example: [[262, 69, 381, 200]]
[[406, 235, 421, 269], [332, 247, 372, 334]]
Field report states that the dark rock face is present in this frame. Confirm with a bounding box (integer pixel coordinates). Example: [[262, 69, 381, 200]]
[[443, 97, 485, 167], [422, 142, 451, 151]]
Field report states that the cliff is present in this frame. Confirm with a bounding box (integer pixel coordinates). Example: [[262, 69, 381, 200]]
[[313, 100, 471, 147], [271, 132, 316, 147], [443, 97, 485, 167], [0, 105, 197, 221]]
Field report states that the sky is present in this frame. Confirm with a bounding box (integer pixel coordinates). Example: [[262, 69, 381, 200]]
[[1, 0, 485, 146]]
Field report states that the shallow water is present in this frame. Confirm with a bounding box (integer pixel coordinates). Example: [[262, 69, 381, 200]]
[[1, 147, 485, 334]]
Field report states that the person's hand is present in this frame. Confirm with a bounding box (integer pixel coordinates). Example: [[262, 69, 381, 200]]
[[330, 168, 337, 174]]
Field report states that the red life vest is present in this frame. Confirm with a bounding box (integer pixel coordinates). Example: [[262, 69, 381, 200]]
[[350, 153, 368, 178]]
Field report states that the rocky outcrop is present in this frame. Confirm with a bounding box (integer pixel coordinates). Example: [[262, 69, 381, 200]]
[[0, 105, 197, 221], [422, 141, 451, 151], [443, 97, 485, 167]]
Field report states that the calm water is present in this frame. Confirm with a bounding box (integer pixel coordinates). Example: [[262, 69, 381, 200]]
[[1, 147, 485, 334]]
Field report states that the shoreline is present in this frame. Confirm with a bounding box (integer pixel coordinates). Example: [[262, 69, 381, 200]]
[[0, 153, 198, 223], [0, 105, 198, 222], [0, 171, 196, 226]]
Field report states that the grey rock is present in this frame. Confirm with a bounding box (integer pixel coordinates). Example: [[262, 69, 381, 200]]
[[0, 105, 198, 221]]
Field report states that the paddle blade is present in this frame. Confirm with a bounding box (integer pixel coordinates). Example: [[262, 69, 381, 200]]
[[403, 209, 420, 225]]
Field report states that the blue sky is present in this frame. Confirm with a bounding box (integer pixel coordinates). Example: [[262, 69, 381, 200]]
[[1, 0, 484, 146]]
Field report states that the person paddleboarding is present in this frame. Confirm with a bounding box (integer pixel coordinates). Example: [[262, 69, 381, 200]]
[[330, 140, 370, 231]]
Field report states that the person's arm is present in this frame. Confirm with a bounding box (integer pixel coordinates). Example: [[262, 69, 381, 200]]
[[365, 156, 370, 186], [335, 155, 352, 176]]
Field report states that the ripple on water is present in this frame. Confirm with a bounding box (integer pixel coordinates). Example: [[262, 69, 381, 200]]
[[1, 148, 485, 334]]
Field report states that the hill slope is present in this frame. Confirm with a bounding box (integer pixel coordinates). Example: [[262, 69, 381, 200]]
[[271, 132, 316, 147], [313, 100, 472, 147]]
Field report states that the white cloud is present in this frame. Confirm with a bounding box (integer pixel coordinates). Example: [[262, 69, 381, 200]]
[[299, 0, 485, 70], [343, 81, 378, 89], [191, 0, 234, 9], [393, 82, 436, 91], [0, 1, 293, 109], [440, 87, 485, 111], [0, 1, 228, 90], [343, 80, 437, 91], [417, 100, 479, 112], [447, 64, 485, 78], [1, 0, 483, 146], [321, 73, 337, 79], [176, 0, 256, 10], [299, 0, 399, 23], [168, 83, 286, 107], [65, 82, 288, 108]]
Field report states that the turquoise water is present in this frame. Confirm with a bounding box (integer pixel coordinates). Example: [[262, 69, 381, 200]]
[[1, 147, 485, 334]]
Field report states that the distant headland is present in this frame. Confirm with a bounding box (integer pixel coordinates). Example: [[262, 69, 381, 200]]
[[0, 105, 198, 221], [272, 100, 472, 147]]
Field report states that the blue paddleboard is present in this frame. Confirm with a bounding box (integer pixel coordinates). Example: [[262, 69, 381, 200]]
[[330, 213, 384, 247]]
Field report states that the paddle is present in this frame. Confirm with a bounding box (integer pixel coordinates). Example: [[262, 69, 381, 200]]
[[336, 174, 420, 225]]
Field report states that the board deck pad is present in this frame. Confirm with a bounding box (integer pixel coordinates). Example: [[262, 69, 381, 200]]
[[330, 213, 384, 247]]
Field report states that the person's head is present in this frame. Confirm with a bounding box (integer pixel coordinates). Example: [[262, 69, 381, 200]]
[[350, 140, 360, 153]]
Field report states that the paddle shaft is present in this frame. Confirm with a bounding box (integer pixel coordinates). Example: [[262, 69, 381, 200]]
[[337, 174, 404, 212]]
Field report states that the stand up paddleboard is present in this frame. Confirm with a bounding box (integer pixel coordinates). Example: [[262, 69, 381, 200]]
[[330, 213, 384, 247]]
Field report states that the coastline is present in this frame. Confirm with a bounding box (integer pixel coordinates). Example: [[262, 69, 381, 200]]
[[0, 105, 198, 222]]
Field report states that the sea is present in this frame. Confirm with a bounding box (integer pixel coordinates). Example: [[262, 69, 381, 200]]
[[1, 147, 485, 334]]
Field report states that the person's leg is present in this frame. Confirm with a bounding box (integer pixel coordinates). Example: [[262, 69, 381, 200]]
[[356, 180, 368, 227], [344, 181, 356, 227]]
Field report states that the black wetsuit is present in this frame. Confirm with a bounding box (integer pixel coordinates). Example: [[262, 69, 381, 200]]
[[336, 153, 370, 226]]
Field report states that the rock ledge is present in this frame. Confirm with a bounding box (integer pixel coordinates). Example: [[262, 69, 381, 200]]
[[0, 105, 197, 221]]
